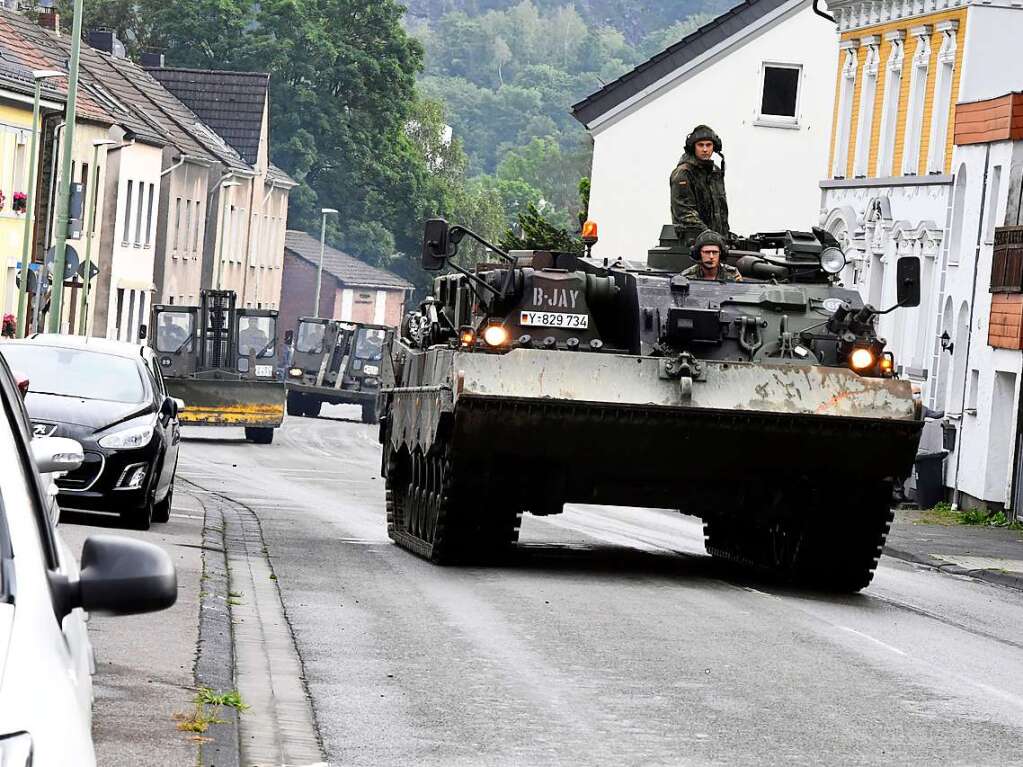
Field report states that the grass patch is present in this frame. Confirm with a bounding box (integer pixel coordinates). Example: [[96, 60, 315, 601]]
[[917, 502, 1023, 529], [195, 688, 249, 711]]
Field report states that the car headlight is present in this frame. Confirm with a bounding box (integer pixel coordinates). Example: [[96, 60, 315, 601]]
[[363, 364, 379, 376], [289, 367, 302, 378], [0, 732, 33, 766], [820, 247, 846, 275], [98, 416, 157, 449]]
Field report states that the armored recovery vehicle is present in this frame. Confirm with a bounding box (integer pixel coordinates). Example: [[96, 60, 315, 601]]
[[285, 317, 389, 423], [377, 220, 924, 591], [150, 289, 285, 444]]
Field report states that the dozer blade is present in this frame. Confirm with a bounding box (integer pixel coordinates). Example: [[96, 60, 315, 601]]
[[388, 349, 923, 509], [167, 378, 285, 428]]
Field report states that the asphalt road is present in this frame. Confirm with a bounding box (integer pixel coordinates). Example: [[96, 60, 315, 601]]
[[180, 407, 1023, 767]]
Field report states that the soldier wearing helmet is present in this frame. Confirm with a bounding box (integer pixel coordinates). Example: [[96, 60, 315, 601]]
[[670, 124, 730, 249], [680, 230, 741, 282]]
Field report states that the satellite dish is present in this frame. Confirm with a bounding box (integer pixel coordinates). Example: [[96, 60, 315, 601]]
[[44, 245, 80, 281], [15, 267, 39, 293]]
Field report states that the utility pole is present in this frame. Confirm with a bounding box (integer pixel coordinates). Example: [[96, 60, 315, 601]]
[[314, 208, 338, 317], [47, 0, 85, 334], [78, 139, 115, 335], [15, 70, 62, 336]]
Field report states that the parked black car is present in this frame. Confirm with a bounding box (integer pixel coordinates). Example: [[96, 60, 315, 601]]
[[0, 335, 182, 530]]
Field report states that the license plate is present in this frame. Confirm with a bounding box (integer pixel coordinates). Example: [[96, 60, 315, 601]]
[[520, 311, 589, 329], [254, 365, 273, 377]]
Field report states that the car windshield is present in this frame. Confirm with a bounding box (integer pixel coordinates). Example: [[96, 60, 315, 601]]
[[297, 321, 325, 353], [238, 316, 276, 358], [0, 345, 146, 404], [354, 328, 386, 361], [155, 310, 194, 353]]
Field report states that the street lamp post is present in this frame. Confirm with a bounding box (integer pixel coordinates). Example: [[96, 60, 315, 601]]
[[314, 208, 338, 317], [215, 180, 241, 290], [15, 69, 63, 337], [47, 0, 87, 334], [78, 138, 116, 335]]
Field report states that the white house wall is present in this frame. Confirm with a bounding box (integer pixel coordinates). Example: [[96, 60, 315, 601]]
[[957, 5, 1023, 103], [586, 2, 837, 261]]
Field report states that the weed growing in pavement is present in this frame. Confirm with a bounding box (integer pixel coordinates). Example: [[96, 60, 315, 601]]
[[174, 688, 249, 737], [918, 502, 1023, 529]]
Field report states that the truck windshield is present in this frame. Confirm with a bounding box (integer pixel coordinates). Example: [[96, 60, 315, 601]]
[[297, 322, 325, 353], [155, 310, 194, 352], [354, 328, 386, 361], [238, 316, 276, 358]]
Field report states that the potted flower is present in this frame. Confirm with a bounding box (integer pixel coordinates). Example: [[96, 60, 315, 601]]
[[0, 190, 5, 212], [12, 192, 27, 214]]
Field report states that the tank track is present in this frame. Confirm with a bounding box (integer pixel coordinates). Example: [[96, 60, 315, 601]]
[[386, 445, 521, 564], [703, 481, 894, 592]]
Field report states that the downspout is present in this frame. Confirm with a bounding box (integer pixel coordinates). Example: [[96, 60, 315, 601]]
[[951, 143, 991, 510], [813, 0, 836, 23]]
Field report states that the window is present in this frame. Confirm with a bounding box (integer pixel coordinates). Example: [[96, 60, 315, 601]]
[[758, 64, 801, 125], [144, 183, 154, 247], [80, 163, 89, 200], [967, 369, 979, 412], [184, 198, 193, 254], [90, 167, 100, 234], [115, 288, 125, 338], [125, 290, 136, 342], [832, 46, 858, 177], [927, 25, 958, 174], [12, 131, 27, 192], [853, 41, 879, 177], [876, 35, 904, 177], [901, 28, 931, 176], [136, 292, 147, 343], [134, 179, 145, 245], [122, 180, 134, 244], [986, 166, 1003, 245], [192, 201, 202, 253], [173, 197, 183, 252]]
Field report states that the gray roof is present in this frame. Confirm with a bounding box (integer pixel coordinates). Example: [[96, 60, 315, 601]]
[[146, 67, 269, 166], [285, 230, 412, 291], [571, 0, 795, 126]]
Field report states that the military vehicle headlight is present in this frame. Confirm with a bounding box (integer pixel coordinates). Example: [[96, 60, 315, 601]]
[[482, 325, 510, 347], [289, 367, 302, 378], [849, 347, 875, 371], [820, 247, 846, 275]]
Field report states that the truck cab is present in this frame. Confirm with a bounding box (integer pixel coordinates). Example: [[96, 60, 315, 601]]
[[286, 317, 390, 423]]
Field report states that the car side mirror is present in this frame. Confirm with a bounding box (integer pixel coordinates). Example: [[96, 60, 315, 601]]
[[284, 330, 294, 344], [173, 398, 186, 414], [138, 324, 147, 341], [58, 535, 177, 618], [896, 256, 921, 308], [31, 436, 83, 474], [421, 218, 450, 271]]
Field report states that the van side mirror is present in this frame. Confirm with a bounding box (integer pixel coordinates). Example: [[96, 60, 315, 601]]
[[421, 218, 450, 271], [896, 256, 921, 308], [138, 323, 148, 341], [284, 330, 294, 344], [31, 436, 83, 473]]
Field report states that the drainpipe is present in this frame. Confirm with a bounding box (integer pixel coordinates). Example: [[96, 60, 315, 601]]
[[951, 144, 991, 510], [812, 0, 836, 23]]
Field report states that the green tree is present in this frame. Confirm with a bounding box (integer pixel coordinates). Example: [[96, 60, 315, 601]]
[[500, 202, 582, 254]]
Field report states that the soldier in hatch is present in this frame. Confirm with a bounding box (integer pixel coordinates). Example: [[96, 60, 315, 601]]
[[681, 229, 741, 282], [670, 124, 730, 249]]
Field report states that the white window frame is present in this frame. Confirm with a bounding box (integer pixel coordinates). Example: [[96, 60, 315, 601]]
[[876, 32, 904, 177], [853, 38, 880, 178], [901, 26, 932, 176], [832, 43, 859, 178], [926, 22, 958, 174], [754, 62, 803, 128]]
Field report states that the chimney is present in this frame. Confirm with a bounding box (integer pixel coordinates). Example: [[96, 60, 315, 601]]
[[140, 50, 165, 68], [36, 7, 60, 33], [87, 28, 126, 58]]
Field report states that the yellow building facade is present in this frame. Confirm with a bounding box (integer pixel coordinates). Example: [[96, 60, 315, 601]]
[[0, 99, 36, 320]]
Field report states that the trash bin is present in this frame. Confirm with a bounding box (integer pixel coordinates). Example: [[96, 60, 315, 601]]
[[913, 450, 948, 508]]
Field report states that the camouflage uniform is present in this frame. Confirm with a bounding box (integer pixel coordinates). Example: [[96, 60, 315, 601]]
[[681, 229, 741, 282], [670, 125, 730, 249]]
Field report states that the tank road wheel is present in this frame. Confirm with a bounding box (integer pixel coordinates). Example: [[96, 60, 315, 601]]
[[287, 391, 304, 417], [245, 427, 275, 444], [385, 444, 521, 564]]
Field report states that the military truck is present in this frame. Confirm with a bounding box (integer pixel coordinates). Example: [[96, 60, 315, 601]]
[[285, 317, 389, 423], [377, 219, 924, 591], [150, 289, 285, 444]]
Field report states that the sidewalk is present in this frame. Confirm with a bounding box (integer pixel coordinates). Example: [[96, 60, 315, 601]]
[[884, 509, 1023, 591]]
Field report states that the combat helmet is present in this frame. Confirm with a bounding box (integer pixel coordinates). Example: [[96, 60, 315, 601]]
[[684, 124, 723, 155]]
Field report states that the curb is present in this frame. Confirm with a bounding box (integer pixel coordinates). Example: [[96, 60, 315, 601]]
[[884, 546, 1023, 592], [189, 485, 242, 767]]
